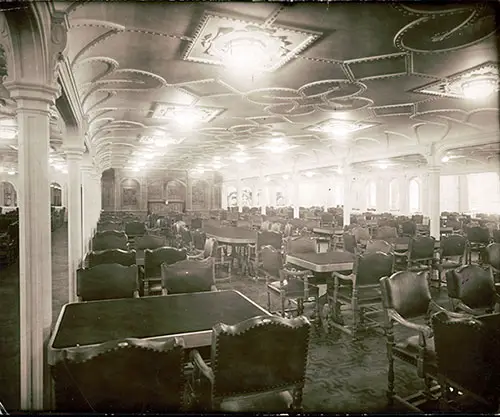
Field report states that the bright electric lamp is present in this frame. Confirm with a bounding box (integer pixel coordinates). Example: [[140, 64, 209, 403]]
[[379, 163, 388, 170], [154, 138, 169, 148], [305, 171, 315, 178], [136, 161, 146, 167], [441, 155, 450, 163], [223, 38, 267, 74], [461, 77, 497, 99], [283, 174, 290, 180], [7, 170, 15, 175], [144, 154, 155, 160], [131, 167, 139, 172]]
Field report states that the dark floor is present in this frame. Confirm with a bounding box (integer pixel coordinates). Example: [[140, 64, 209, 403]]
[[0, 225, 450, 413]]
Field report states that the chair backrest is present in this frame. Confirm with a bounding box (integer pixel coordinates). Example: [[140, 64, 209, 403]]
[[135, 234, 166, 250], [401, 221, 416, 236], [486, 243, 500, 271], [343, 233, 357, 254], [161, 258, 214, 295], [365, 239, 393, 254], [409, 236, 435, 260], [261, 245, 283, 278], [87, 249, 136, 268], [492, 229, 500, 244], [432, 311, 500, 409], [287, 236, 316, 254], [440, 234, 467, 258], [97, 221, 123, 232], [92, 233, 129, 251], [257, 230, 283, 251], [125, 221, 146, 237], [446, 264, 496, 309], [320, 212, 333, 224], [353, 226, 371, 242], [77, 264, 138, 301], [95, 230, 126, 239], [192, 230, 207, 251], [54, 337, 185, 412], [376, 226, 398, 240], [144, 247, 187, 278], [466, 226, 490, 244], [210, 315, 311, 400], [355, 251, 394, 286], [191, 218, 202, 230], [380, 271, 432, 319], [283, 223, 294, 237]]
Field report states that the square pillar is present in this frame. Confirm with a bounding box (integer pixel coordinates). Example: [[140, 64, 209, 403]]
[[64, 148, 84, 303], [343, 167, 353, 227], [429, 165, 441, 239], [7, 82, 59, 410]]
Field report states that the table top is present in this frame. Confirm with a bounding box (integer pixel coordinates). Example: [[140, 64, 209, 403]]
[[312, 227, 341, 236], [385, 237, 440, 250], [204, 225, 257, 244], [286, 251, 355, 273], [48, 290, 269, 365]]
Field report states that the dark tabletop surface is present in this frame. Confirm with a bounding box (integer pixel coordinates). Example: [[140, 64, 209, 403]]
[[287, 251, 355, 265], [203, 225, 257, 240], [51, 290, 265, 349]]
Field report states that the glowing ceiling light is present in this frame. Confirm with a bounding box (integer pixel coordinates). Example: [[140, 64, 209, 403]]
[[379, 163, 388, 170], [154, 138, 169, 148], [7, 170, 15, 175], [441, 155, 450, 163], [461, 76, 498, 99], [264, 176, 271, 182], [305, 171, 315, 178], [136, 161, 146, 167], [144, 153, 156, 160], [131, 167, 140, 172], [282, 174, 290, 180]]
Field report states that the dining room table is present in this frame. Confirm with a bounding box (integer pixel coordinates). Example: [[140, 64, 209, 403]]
[[203, 225, 257, 276]]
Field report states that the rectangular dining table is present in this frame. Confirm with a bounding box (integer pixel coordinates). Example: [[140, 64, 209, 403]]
[[385, 237, 440, 251], [48, 290, 270, 366], [286, 251, 356, 273]]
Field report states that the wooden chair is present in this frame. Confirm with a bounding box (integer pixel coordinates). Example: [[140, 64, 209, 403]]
[[248, 231, 283, 279], [92, 232, 129, 251], [445, 264, 500, 315], [125, 221, 147, 248], [263, 245, 318, 320], [187, 237, 232, 282], [327, 251, 394, 337], [401, 221, 417, 237], [77, 264, 139, 302], [161, 258, 216, 295], [191, 230, 207, 251], [434, 234, 467, 289], [376, 225, 398, 240], [486, 242, 500, 284], [432, 311, 500, 412], [189, 315, 311, 412], [135, 234, 166, 251], [52, 337, 185, 412], [379, 271, 460, 411], [343, 233, 358, 254], [395, 236, 436, 274], [466, 226, 490, 264], [365, 239, 393, 254], [86, 248, 136, 268], [143, 247, 187, 295], [97, 221, 123, 232], [353, 226, 371, 247]]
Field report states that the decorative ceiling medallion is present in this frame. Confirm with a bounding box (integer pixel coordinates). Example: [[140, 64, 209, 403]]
[[412, 62, 499, 99], [183, 12, 322, 72], [306, 118, 378, 135], [150, 103, 225, 123]]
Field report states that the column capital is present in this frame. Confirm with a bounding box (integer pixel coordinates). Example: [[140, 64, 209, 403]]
[[80, 163, 94, 173], [63, 147, 85, 160], [4, 81, 60, 109]]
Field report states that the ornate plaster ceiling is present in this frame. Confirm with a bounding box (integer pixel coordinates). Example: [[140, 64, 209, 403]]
[[4, 2, 500, 177]]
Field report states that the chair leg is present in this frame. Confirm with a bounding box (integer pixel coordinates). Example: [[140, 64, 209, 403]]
[[352, 288, 359, 337], [386, 323, 395, 406]]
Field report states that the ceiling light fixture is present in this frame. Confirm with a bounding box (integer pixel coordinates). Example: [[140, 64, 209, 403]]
[[282, 174, 290, 180], [308, 119, 376, 136], [7, 170, 15, 175], [441, 155, 450, 163], [379, 163, 388, 170], [461, 75, 498, 100], [304, 171, 315, 178]]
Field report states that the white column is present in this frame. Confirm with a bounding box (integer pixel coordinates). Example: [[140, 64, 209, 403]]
[[258, 173, 266, 215], [186, 176, 193, 212], [7, 83, 58, 410], [400, 176, 410, 215], [429, 165, 441, 239], [81, 164, 93, 254], [458, 174, 469, 214], [221, 183, 228, 209], [343, 167, 353, 226], [65, 148, 84, 303]]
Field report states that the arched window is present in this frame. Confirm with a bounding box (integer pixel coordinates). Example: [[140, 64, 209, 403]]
[[366, 181, 376, 209], [0, 181, 17, 207], [409, 178, 420, 213], [389, 179, 399, 211], [50, 182, 62, 206]]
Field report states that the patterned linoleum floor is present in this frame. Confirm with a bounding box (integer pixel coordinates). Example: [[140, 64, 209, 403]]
[[0, 226, 449, 413]]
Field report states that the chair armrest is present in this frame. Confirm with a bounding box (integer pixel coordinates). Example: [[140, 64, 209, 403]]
[[190, 350, 214, 385], [161, 288, 168, 296], [394, 251, 408, 257], [210, 284, 218, 292], [77, 296, 83, 302], [388, 309, 433, 338], [454, 300, 478, 316], [133, 290, 140, 298], [187, 252, 205, 260], [430, 300, 468, 318], [332, 272, 354, 281]]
